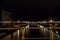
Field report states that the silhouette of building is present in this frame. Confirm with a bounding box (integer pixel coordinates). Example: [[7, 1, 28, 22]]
[[1, 9, 12, 28]]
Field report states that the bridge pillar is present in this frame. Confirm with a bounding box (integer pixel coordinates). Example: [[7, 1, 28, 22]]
[[22, 26, 25, 40], [49, 24, 54, 40]]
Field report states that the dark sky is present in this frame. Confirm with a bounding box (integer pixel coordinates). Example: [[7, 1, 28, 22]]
[[2, 0, 60, 21]]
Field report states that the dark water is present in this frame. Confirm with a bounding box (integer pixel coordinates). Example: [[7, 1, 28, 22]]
[[30, 29, 41, 38], [24, 29, 50, 40]]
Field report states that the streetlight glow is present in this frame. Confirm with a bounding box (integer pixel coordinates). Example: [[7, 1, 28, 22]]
[[56, 31, 58, 34], [50, 20, 53, 22], [25, 25, 29, 29], [40, 25, 44, 28]]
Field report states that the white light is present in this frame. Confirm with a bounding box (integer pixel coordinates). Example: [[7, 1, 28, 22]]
[[50, 20, 53, 22], [17, 30, 20, 38], [25, 25, 29, 29], [40, 25, 44, 28], [56, 31, 58, 34]]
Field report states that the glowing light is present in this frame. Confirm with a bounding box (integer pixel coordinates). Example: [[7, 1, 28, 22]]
[[50, 20, 53, 22], [56, 31, 58, 34], [40, 25, 44, 28], [25, 25, 29, 29], [17, 30, 20, 38]]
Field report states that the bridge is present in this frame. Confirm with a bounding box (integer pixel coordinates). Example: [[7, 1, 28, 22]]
[[0, 21, 60, 40]]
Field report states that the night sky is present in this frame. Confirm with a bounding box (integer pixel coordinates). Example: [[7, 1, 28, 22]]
[[2, 0, 60, 21]]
